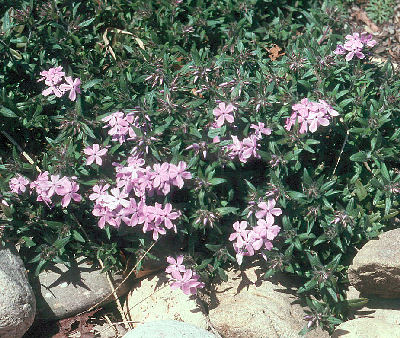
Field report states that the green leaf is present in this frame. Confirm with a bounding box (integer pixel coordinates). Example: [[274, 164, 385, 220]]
[[298, 279, 318, 293], [350, 151, 368, 162], [0, 106, 17, 118], [209, 178, 226, 186], [53, 236, 71, 250], [72, 230, 85, 243], [205, 244, 222, 252], [217, 267, 228, 281], [78, 18, 95, 27], [287, 191, 307, 200], [380, 163, 390, 182], [82, 79, 102, 90], [354, 180, 367, 201], [215, 207, 239, 215]]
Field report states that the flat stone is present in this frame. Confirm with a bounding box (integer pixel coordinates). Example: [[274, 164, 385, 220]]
[[122, 320, 217, 338], [346, 286, 400, 325], [0, 244, 36, 338], [331, 318, 400, 337], [208, 266, 329, 338], [348, 228, 400, 298], [32, 256, 133, 320], [123, 272, 209, 330]]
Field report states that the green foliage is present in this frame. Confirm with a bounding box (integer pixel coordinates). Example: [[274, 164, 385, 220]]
[[1, 0, 400, 335], [365, 0, 396, 24]]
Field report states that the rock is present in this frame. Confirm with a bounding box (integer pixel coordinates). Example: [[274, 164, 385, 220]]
[[32, 256, 133, 320], [122, 320, 217, 338], [0, 244, 36, 338], [123, 272, 209, 330], [208, 266, 329, 338], [331, 318, 400, 337], [348, 228, 400, 298], [346, 286, 400, 325]]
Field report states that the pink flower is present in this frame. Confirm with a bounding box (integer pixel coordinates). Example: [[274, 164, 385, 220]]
[[250, 122, 272, 139], [42, 83, 63, 97], [38, 66, 65, 98], [255, 199, 282, 223], [308, 111, 330, 133], [38, 66, 65, 85], [169, 269, 205, 295], [84, 144, 108, 166], [89, 184, 110, 203], [213, 102, 235, 128], [169, 161, 192, 189], [59, 76, 81, 101], [166, 255, 186, 274], [240, 135, 260, 163], [102, 188, 130, 210], [360, 33, 377, 47], [9, 175, 30, 194], [333, 44, 346, 55], [59, 181, 82, 208]]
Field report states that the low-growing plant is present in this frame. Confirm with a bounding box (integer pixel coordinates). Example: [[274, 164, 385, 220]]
[[1, 0, 400, 335], [365, 0, 396, 24]]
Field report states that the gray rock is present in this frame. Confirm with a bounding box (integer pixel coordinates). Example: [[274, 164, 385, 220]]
[[122, 320, 217, 338], [348, 228, 400, 298], [331, 318, 400, 338], [32, 256, 133, 320], [0, 244, 36, 338], [208, 266, 329, 338], [123, 272, 209, 330], [346, 286, 400, 325]]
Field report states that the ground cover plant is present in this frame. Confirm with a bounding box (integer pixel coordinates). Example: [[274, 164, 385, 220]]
[[1, 0, 400, 334]]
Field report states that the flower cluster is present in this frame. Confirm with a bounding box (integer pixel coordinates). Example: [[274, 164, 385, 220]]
[[285, 98, 339, 134], [226, 134, 260, 163], [102, 109, 151, 145], [229, 199, 282, 265], [38, 66, 81, 101], [90, 157, 191, 240], [10, 172, 82, 208], [333, 32, 376, 61], [166, 256, 205, 295]]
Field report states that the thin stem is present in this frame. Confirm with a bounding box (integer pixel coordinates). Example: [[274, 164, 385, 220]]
[[332, 128, 349, 176]]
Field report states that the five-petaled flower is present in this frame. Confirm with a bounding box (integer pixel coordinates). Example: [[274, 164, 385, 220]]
[[213, 102, 235, 128], [84, 144, 108, 166]]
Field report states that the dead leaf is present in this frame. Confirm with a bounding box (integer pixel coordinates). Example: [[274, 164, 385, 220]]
[[56, 308, 101, 338], [191, 88, 204, 98], [267, 44, 285, 61], [353, 9, 379, 33]]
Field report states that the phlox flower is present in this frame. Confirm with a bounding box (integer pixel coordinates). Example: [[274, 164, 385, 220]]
[[255, 219, 281, 241], [58, 181, 82, 208], [9, 175, 30, 194], [84, 144, 108, 166], [166, 255, 186, 274], [250, 122, 272, 139], [168, 268, 205, 295], [333, 32, 376, 61], [285, 98, 339, 134], [240, 135, 260, 163], [213, 102, 235, 128], [59, 76, 81, 101], [307, 111, 330, 133], [89, 184, 110, 204], [102, 187, 130, 210], [255, 199, 282, 223], [42, 82, 63, 97], [38, 66, 65, 85], [169, 161, 192, 189]]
